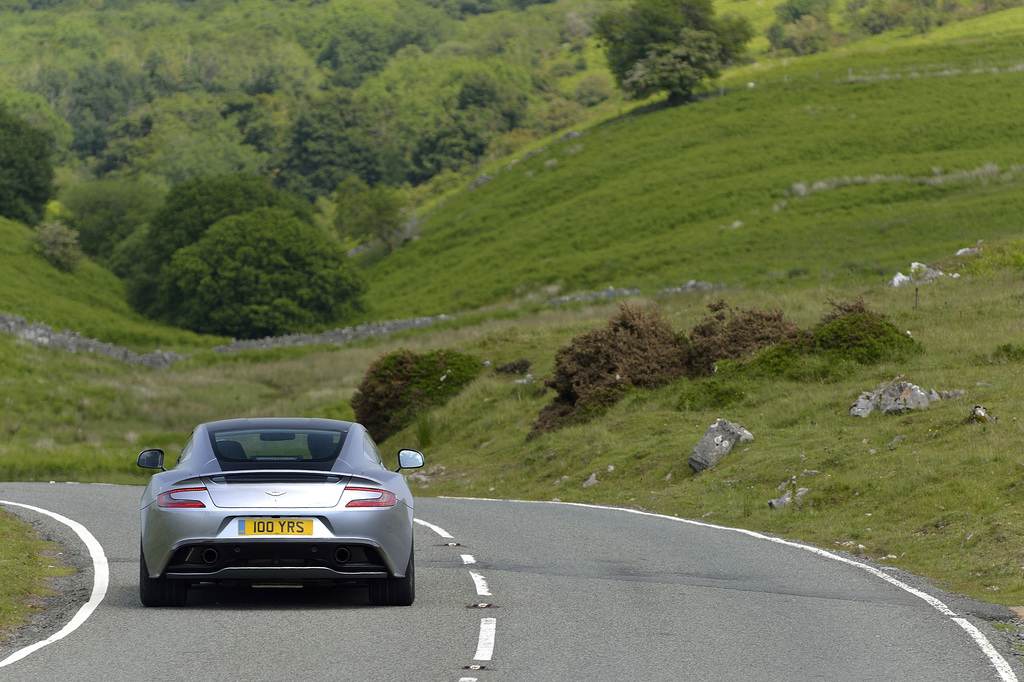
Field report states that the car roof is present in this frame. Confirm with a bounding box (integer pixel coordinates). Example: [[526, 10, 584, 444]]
[[203, 417, 355, 433]]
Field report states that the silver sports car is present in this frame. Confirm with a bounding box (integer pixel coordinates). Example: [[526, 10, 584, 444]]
[[137, 417, 424, 607]]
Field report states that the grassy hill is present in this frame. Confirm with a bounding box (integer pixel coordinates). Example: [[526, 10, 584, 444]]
[[358, 8, 1024, 319], [2, 7, 1024, 631], [0, 217, 216, 349]]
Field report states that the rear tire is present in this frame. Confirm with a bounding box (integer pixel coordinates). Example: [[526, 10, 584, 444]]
[[369, 547, 414, 606], [139, 543, 187, 607]]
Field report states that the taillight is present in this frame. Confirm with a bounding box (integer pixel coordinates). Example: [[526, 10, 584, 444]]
[[157, 487, 208, 508], [345, 487, 397, 508]]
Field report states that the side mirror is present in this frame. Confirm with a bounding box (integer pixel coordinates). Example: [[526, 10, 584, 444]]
[[137, 449, 166, 471], [396, 449, 425, 472]]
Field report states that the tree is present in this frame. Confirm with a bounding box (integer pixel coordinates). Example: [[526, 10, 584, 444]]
[[768, 0, 834, 53], [61, 179, 164, 263], [97, 92, 268, 187], [0, 105, 54, 225], [274, 90, 384, 202], [154, 207, 365, 338], [127, 172, 312, 316], [334, 175, 407, 250], [594, 0, 753, 104], [68, 60, 151, 159], [410, 111, 491, 183]]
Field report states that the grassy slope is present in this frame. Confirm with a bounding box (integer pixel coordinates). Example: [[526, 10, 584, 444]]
[[359, 9, 1024, 320], [0, 218, 218, 350]]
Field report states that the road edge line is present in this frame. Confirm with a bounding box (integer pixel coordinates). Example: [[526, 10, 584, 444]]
[[0, 500, 109, 669]]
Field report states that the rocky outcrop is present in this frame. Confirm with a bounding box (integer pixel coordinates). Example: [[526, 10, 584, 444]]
[[689, 419, 754, 473], [850, 377, 964, 417]]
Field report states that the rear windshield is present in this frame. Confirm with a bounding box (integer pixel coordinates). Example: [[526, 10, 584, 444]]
[[210, 428, 347, 470]]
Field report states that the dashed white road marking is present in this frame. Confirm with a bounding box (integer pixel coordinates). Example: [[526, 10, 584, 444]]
[[416, 517, 498, 674], [469, 571, 491, 596], [0, 500, 109, 669], [473, 617, 497, 661]]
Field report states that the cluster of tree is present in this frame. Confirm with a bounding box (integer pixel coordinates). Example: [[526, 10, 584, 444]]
[[766, 0, 1022, 54], [0, 95, 403, 339], [104, 173, 367, 339]]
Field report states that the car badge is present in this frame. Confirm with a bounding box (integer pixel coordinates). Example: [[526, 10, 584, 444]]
[[265, 490, 287, 496]]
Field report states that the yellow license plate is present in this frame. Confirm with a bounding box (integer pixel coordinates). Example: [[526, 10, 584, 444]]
[[238, 519, 313, 536]]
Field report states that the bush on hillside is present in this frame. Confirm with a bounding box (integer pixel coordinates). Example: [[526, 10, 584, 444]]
[[533, 298, 920, 434], [687, 299, 803, 376], [32, 220, 82, 272], [532, 304, 689, 436], [352, 348, 483, 442], [811, 298, 922, 364]]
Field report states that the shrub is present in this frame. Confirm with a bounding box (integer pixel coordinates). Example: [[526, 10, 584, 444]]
[[812, 298, 922, 364], [32, 220, 82, 272], [351, 348, 483, 441], [676, 372, 752, 411], [687, 299, 802, 376], [532, 304, 688, 436], [993, 343, 1024, 362], [495, 359, 532, 375]]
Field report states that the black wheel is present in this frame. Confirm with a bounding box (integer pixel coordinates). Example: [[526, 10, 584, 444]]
[[139, 542, 187, 607], [369, 547, 415, 606]]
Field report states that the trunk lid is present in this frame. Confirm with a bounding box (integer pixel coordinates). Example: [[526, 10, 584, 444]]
[[203, 472, 349, 509]]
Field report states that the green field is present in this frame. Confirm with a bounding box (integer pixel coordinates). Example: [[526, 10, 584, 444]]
[[4, 4, 1024, 638]]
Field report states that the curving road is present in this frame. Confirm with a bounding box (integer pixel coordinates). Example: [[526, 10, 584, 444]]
[[0, 482, 1020, 681]]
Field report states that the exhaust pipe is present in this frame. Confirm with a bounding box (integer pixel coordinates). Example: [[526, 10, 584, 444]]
[[200, 548, 219, 565], [333, 547, 351, 564]]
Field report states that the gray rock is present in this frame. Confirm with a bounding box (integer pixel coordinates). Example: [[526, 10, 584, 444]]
[[768, 487, 808, 510], [850, 392, 875, 418], [688, 419, 754, 473], [582, 473, 599, 488], [850, 377, 964, 417], [879, 382, 931, 415]]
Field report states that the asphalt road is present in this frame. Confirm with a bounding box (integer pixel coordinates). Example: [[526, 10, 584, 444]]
[[0, 482, 1020, 681]]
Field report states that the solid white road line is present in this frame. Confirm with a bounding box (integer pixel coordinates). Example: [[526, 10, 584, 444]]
[[413, 517, 454, 538], [473, 617, 497, 661], [0, 500, 109, 669]]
